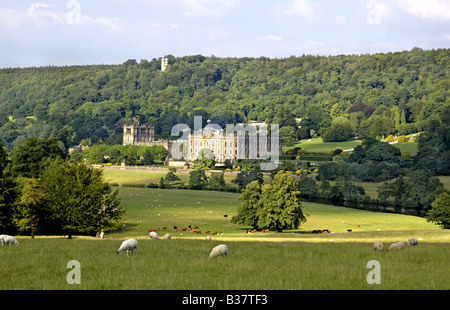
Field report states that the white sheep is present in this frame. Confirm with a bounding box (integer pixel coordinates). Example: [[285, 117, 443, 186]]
[[373, 241, 384, 251], [209, 244, 228, 258], [388, 242, 405, 251], [205, 236, 211, 241], [149, 231, 159, 239], [116, 239, 138, 255], [0, 235, 19, 246], [163, 233, 171, 240], [408, 237, 418, 246]]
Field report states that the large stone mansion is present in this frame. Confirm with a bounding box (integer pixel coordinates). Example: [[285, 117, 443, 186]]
[[123, 120, 281, 165]]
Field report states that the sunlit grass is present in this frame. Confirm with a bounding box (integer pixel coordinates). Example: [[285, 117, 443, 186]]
[[1, 238, 448, 290], [292, 138, 363, 153], [2, 187, 448, 290], [111, 187, 446, 242], [291, 137, 418, 155]]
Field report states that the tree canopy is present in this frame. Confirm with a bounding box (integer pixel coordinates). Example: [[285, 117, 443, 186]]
[[9, 137, 66, 178], [32, 160, 123, 237], [232, 171, 306, 232], [427, 192, 450, 229], [0, 49, 448, 151]]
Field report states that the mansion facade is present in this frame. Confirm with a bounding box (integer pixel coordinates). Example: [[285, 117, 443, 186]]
[[123, 120, 281, 165]]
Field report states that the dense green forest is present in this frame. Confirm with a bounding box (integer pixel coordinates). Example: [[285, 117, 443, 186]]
[[0, 48, 449, 153]]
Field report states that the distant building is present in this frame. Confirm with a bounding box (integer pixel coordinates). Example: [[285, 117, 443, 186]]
[[123, 122, 155, 145], [123, 120, 281, 164], [122, 122, 174, 157], [161, 57, 168, 72]]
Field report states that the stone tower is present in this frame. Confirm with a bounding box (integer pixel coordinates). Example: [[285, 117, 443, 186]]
[[161, 57, 168, 72], [123, 123, 155, 145]]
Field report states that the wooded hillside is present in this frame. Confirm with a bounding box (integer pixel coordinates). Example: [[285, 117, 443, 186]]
[[0, 48, 448, 151]]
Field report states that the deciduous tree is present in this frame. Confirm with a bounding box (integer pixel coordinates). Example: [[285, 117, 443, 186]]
[[9, 137, 66, 178], [257, 171, 306, 232], [188, 169, 208, 189], [427, 192, 450, 229], [231, 180, 262, 229], [39, 160, 124, 238]]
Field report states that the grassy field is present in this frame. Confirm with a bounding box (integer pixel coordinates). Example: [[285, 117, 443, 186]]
[[102, 167, 238, 188], [292, 138, 363, 153], [1, 238, 448, 290], [1, 187, 449, 290], [112, 187, 447, 241], [291, 137, 419, 155], [102, 168, 450, 202], [102, 168, 190, 186]]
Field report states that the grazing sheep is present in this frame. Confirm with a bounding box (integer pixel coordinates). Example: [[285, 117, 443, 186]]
[[408, 238, 418, 246], [373, 241, 384, 251], [149, 231, 159, 239], [164, 233, 171, 240], [0, 235, 19, 246], [205, 236, 211, 241], [388, 242, 405, 251], [116, 239, 138, 256], [209, 244, 228, 258]]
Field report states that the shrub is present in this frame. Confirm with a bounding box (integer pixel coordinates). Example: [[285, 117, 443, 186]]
[[286, 149, 295, 155], [322, 117, 356, 142], [333, 149, 343, 156], [398, 135, 407, 143], [387, 135, 395, 142]]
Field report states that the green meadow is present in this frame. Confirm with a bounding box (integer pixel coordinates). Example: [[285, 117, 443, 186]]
[[112, 187, 447, 242], [292, 137, 419, 155], [1, 187, 449, 290], [1, 238, 448, 290], [293, 138, 363, 153], [102, 168, 238, 188]]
